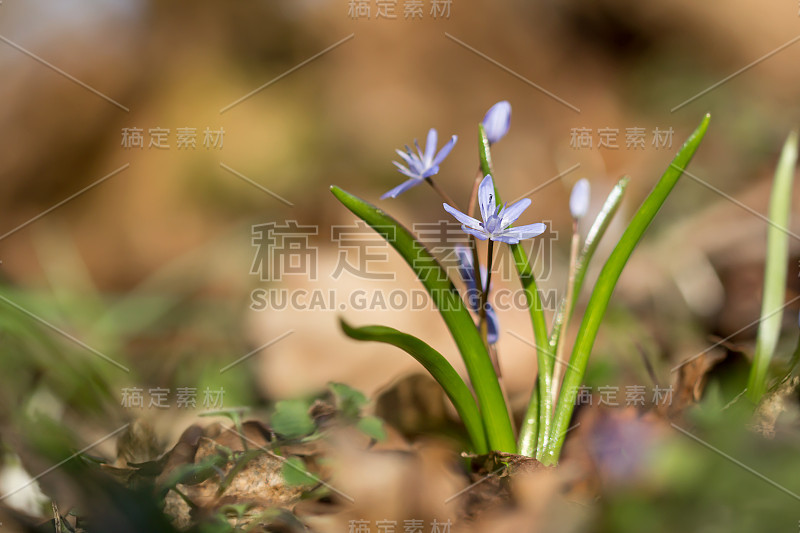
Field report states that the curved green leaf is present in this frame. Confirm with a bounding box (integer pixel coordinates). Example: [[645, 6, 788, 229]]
[[545, 114, 711, 464], [747, 131, 799, 402], [340, 320, 488, 453], [330, 187, 514, 452]]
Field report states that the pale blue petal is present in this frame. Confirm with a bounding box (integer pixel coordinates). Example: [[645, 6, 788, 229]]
[[499, 223, 546, 241], [381, 178, 421, 199], [478, 174, 496, 223], [455, 245, 473, 268], [570, 178, 591, 219], [421, 165, 440, 178], [443, 203, 482, 228], [407, 158, 426, 176], [395, 149, 415, 166], [455, 246, 476, 289], [414, 138, 424, 161], [393, 162, 419, 179], [424, 128, 438, 166], [456, 247, 480, 312], [461, 225, 490, 241], [499, 198, 531, 228], [492, 233, 522, 244], [431, 135, 457, 167], [486, 304, 500, 344], [482, 101, 511, 144]]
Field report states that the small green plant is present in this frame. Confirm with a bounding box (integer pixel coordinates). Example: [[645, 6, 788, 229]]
[[747, 132, 799, 402], [332, 102, 711, 463]]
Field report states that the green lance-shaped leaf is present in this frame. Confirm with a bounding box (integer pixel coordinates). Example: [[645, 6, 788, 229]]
[[330, 186, 515, 452], [477, 124, 551, 457], [544, 114, 711, 464], [747, 131, 799, 402], [341, 320, 488, 453]]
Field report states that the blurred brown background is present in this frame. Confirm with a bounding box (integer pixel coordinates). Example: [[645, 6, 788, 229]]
[[1, 0, 800, 414]]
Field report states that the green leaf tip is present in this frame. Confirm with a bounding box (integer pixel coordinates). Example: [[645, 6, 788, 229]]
[[746, 130, 798, 402]]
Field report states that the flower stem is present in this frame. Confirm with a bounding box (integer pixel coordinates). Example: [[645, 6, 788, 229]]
[[478, 239, 494, 340], [425, 177, 458, 208], [550, 219, 581, 407]]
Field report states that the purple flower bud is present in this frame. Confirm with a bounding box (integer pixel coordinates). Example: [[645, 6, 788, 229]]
[[570, 178, 590, 219], [481, 101, 511, 144]]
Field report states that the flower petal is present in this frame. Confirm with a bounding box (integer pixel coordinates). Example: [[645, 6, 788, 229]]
[[499, 198, 531, 228], [431, 135, 457, 167], [485, 304, 500, 344], [395, 148, 415, 166], [381, 178, 422, 199], [443, 203, 482, 228], [455, 246, 476, 288], [482, 101, 511, 144], [478, 174, 496, 223], [413, 138, 424, 161], [421, 165, 440, 178], [569, 178, 591, 219], [498, 223, 546, 242], [491, 233, 522, 244], [461, 225, 490, 241], [424, 128, 438, 166], [392, 161, 420, 179]]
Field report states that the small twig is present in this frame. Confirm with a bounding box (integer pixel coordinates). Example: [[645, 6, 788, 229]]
[[467, 167, 483, 218]]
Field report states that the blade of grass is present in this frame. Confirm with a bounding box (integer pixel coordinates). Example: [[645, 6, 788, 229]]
[[544, 114, 711, 464], [330, 186, 516, 452], [517, 381, 539, 456], [746, 131, 799, 402], [340, 320, 488, 453]]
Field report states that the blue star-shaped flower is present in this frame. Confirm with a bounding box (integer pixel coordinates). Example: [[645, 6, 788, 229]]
[[381, 128, 457, 200], [443, 175, 546, 244], [455, 246, 499, 344]]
